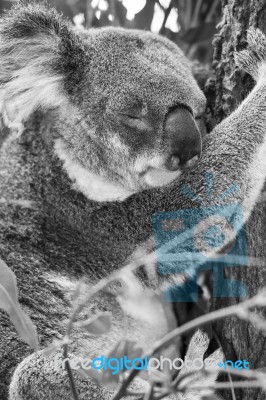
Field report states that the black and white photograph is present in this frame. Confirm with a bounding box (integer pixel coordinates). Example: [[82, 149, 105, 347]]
[[0, 1, 266, 399]]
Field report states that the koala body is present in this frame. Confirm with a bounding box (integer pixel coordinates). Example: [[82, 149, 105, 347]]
[[1, 4, 266, 400]]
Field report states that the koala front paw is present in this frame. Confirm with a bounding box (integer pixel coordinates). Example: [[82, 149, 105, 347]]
[[235, 28, 266, 81]]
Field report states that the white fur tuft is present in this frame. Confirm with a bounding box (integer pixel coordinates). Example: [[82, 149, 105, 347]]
[[54, 138, 135, 202]]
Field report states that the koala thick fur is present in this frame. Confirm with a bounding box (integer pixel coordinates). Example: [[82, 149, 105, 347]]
[[1, 3, 266, 400]]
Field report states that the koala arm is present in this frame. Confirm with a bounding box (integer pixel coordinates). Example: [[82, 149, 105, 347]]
[[129, 30, 266, 291], [184, 29, 266, 222]]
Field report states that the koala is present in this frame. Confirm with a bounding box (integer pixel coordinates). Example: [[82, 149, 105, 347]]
[[1, 3, 266, 400], [0, 4, 206, 203]]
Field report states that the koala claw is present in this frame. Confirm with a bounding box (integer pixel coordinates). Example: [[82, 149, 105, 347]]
[[235, 28, 266, 81]]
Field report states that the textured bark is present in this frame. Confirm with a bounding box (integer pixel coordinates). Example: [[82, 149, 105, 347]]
[[212, 1, 266, 399]]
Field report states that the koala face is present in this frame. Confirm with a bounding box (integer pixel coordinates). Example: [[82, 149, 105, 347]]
[[54, 29, 206, 201], [0, 6, 206, 202]]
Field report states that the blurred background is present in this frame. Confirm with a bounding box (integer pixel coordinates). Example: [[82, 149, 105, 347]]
[[0, 0, 221, 64]]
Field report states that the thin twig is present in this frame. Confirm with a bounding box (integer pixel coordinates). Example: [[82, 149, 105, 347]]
[[125, 390, 146, 397], [205, 0, 220, 22], [109, 0, 118, 26], [184, 0, 193, 30], [86, 0, 94, 28], [189, 381, 266, 390], [212, 329, 236, 400], [155, 0, 165, 11], [63, 342, 79, 400], [191, 0, 203, 27]]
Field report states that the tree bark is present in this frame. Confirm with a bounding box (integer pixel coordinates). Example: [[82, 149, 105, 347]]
[[212, 1, 266, 399]]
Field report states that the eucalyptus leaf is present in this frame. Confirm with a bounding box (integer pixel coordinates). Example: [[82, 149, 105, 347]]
[[79, 311, 112, 335], [202, 395, 224, 400], [43, 339, 63, 356], [75, 364, 103, 384], [0, 258, 38, 350], [143, 384, 155, 400]]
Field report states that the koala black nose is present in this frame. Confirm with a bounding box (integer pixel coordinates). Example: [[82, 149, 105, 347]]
[[164, 107, 202, 171]]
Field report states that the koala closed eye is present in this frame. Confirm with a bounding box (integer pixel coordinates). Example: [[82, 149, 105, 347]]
[[117, 111, 152, 131]]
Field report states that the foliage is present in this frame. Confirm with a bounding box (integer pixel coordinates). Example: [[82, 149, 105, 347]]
[[0, 0, 221, 63], [46, 248, 266, 400], [1, 243, 266, 399], [0, 258, 38, 350]]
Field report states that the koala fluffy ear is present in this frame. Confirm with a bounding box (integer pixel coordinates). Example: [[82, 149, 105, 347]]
[[0, 4, 87, 124]]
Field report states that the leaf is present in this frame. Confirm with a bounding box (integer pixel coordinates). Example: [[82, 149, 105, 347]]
[[143, 384, 155, 400], [107, 339, 143, 362], [125, 340, 143, 360], [117, 271, 165, 325], [0, 257, 18, 299], [102, 367, 120, 389], [43, 339, 63, 356], [101, 339, 144, 389], [0, 258, 38, 350], [181, 23, 217, 44], [101, 340, 127, 388], [75, 364, 103, 384], [78, 311, 112, 335], [148, 369, 171, 386]]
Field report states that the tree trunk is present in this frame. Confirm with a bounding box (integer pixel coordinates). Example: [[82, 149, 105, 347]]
[[212, 1, 266, 399]]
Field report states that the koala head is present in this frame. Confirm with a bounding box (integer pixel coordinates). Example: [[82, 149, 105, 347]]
[[0, 4, 206, 202]]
